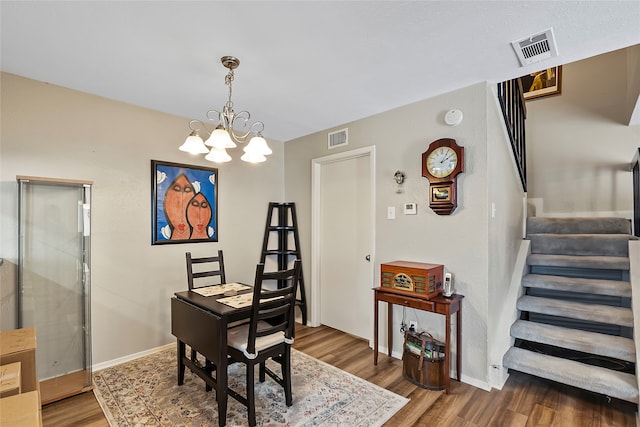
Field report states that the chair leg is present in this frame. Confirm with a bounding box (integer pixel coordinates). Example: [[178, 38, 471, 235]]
[[259, 361, 266, 383], [247, 363, 257, 427], [283, 346, 292, 406], [190, 348, 215, 392], [205, 359, 214, 392]]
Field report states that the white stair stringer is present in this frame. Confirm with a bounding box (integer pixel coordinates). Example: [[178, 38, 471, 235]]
[[503, 347, 638, 403]]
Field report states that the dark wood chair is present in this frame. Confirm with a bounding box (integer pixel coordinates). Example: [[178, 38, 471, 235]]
[[185, 250, 226, 390], [226, 260, 301, 427], [186, 250, 226, 290]]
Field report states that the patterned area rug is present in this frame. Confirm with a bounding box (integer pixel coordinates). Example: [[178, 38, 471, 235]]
[[93, 347, 408, 426]]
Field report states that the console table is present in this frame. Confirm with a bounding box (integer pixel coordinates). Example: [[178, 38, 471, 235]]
[[373, 287, 463, 393]]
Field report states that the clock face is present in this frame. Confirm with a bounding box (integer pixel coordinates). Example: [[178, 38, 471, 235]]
[[426, 147, 458, 178]]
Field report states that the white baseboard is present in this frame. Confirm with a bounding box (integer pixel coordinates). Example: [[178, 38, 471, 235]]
[[461, 374, 491, 392], [92, 342, 173, 372], [489, 365, 510, 390]]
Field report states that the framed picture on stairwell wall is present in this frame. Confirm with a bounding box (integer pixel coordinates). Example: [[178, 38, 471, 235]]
[[520, 65, 562, 100], [151, 160, 218, 245]]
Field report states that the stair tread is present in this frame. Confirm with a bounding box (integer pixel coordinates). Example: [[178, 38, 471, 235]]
[[528, 253, 630, 270], [528, 233, 636, 257], [517, 295, 633, 327], [510, 319, 635, 362], [526, 217, 632, 235], [522, 274, 631, 297], [503, 347, 638, 403]]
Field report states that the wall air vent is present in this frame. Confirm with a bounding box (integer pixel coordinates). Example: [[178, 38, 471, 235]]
[[328, 128, 348, 149], [511, 28, 558, 66]]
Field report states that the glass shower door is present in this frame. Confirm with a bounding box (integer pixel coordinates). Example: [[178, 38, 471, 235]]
[[17, 176, 92, 404]]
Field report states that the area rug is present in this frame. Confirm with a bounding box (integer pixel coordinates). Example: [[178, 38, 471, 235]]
[[93, 346, 408, 426]]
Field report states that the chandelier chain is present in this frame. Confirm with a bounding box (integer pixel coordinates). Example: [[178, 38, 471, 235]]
[[225, 69, 235, 111]]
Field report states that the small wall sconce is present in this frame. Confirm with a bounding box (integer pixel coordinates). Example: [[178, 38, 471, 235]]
[[394, 171, 405, 193]]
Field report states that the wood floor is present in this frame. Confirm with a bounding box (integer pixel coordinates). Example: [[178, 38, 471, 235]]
[[42, 324, 637, 426]]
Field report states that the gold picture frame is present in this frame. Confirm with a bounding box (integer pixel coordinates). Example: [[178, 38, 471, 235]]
[[520, 66, 562, 100]]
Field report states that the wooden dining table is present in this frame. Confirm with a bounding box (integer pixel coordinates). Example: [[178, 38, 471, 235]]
[[171, 287, 253, 427]]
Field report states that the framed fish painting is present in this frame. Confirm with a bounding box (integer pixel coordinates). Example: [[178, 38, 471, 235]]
[[151, 160, 218, 245]]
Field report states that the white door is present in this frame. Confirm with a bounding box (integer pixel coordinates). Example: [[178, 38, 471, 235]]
[[312, 147, 374, 340]]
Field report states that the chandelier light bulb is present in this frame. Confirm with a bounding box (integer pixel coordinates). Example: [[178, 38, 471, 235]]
[[205, 147, 232, 163], [206, 127, 236, 149], [241, 151, 267, 163], [244, 135, 272, 156], [179, 132, 209, 154]]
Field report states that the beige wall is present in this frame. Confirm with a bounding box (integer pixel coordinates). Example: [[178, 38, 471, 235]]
[[527, 47, 640, 216], [625, 44, 640, 125], [0, 72, 284, 364], [284, 82, 526, 389]]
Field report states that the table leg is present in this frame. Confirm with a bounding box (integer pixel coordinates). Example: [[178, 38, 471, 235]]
[[177, 340, 186, 385], [216, 364, 227, 426], [456, 302, 462, 381], [445, 312, 451, 394], [387, 302, 393, 358], [374, 294, 379, 365], [217, 323, 229, 427]]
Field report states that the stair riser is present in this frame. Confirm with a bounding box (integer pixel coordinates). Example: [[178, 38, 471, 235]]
[[527, 313, 633, 338], [526, 288, 630, 308], [529, 234, 632, 257], [528, 265, 628, 281]]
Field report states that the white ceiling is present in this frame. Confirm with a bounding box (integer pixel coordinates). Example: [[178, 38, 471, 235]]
[[2, 1, 639, 142]]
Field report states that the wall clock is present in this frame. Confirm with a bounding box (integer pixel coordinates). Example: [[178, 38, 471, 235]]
[[421, 138, 464, 215]]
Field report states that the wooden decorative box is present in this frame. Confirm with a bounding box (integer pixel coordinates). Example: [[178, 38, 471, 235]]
[[380, 261, 444, 300]]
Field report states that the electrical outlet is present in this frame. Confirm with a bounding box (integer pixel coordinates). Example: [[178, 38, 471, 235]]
[[409, 320, 417, 331]]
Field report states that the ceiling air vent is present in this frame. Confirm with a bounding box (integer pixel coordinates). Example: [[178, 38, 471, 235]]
[[511, 28, 558, 66], [328, 128, 348, 149]]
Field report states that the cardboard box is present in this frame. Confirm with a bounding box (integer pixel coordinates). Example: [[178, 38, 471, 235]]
[[0, 361, 21, 397], [0, 328, 37, 393], [0, 390, 42, 426]]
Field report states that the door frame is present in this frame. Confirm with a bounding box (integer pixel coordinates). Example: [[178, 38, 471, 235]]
[[310, 145, 376, 327]]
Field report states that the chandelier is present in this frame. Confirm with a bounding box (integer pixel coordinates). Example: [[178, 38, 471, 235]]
[[179, 56, 272, 163]]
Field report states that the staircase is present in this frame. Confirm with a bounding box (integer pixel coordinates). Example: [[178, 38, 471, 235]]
[[503, 217, 639, 403]]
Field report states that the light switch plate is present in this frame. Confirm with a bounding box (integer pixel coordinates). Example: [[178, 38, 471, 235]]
[[387, 206, 396, 219], [404, 203, 417, 215]]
